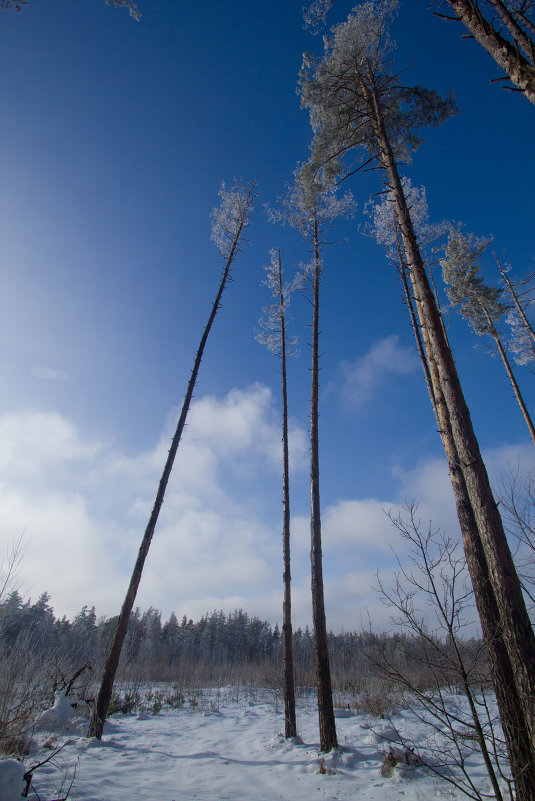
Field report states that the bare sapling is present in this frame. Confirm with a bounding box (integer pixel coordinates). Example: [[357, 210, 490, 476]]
[[375, 503, 511, 801]]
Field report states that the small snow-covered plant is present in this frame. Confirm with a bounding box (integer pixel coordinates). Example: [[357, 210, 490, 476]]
[[107, 689, 141, 716], [164, 686, 184, 709]]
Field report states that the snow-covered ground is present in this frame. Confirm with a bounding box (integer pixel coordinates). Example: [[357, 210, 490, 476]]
[[1, 685, 505, 800]]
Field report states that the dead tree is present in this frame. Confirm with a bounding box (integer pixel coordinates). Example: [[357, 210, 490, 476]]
[[87, 181, 256, 739]]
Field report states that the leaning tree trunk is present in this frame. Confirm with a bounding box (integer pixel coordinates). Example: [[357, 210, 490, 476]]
[[484, 311, 535, 447], [444, 0, 535, 106], [87, 207, 250, 740], [369, 83, 535, 796], [310, 214, 337, 753], [413, 288, 535, 798], [278, 253, 297, 740], [498, 260, 535, 354]]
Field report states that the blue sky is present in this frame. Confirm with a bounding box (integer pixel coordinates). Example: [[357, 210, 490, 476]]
[[1, 0, 534, 632]]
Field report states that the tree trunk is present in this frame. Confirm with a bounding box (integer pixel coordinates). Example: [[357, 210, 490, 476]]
[[310, 215, 337, 753], [278, 251, 297, 740], [484, 309, 535, 447], [87, 202, 251, 739], [497, 260, 535, 353], [367, 80, 535, 796], [417, 299, 535, 799], [444, 0, 535, 105]]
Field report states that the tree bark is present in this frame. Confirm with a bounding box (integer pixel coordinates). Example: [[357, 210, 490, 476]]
[[278, 251, 297, 740], [417, 301, 535, 799], [366, 79, 535, 796], [444, 0, 535, 105], [310, 214, 337, 753]]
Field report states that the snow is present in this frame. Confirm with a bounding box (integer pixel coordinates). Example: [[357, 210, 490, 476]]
[[0, 759, 27, 801], [36, 693, 86, 732], [2, 686, 505, 801]]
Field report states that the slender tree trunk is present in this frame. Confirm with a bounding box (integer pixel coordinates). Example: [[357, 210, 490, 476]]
[[278, 251, 297, 740], [444, 0, 535, 105], [484, 311, 535, 446], [366, 79, 535, 795], [497, 259, 535, 352], [394, 217, 438, 419], [310, 215, 337, 753], [87, 204, 251, 740]]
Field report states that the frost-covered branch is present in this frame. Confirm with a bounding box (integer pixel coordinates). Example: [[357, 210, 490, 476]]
[[256, 249, 301, 358], [211, 181, 255, 262], [303, 0, 334, 32]]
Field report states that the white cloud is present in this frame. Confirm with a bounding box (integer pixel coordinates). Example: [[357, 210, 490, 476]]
[[31, 366, 70, 381], [0, 387, 529, 635], [0, 385, 303, 620], [337, 335, 418, 410], [0, 410, 101, 485]]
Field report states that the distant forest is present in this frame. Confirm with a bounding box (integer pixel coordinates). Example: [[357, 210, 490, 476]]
[[0, 591, 482, 690]]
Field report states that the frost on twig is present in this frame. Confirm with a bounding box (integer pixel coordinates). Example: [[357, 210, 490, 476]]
[[303, 0, 334, 32], [368, 179, 450, 258], [256, 249, 302, 358], [104, 0, 141, 21], [211, 181, 256, 262]]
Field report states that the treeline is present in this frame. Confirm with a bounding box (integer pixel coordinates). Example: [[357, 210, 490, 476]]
[[0, 591, 483, 690]]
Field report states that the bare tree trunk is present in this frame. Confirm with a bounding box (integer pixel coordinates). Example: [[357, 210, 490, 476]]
[[394, 218, 437, 419], [443, 0, 535, 105], [310, 215, 337, 753], [366, 80, 535, 795], [87, 186, 254, 739], [497, 258, 535, 353], [486, 313, 535, 446], [277, 251, 297, 740]]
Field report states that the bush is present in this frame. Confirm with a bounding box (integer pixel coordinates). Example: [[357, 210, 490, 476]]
[[0, 634, 50, 756]]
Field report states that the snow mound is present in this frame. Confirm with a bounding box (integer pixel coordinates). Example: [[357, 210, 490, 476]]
[[364, 725, 399, 746], [268, 732, 305, 751], [36, 693, 87, 733], [334, 707, 354, 718], [0, 759, 27, 801]]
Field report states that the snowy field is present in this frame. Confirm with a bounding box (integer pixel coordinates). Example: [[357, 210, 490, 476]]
[[1, 685, 505, 801]]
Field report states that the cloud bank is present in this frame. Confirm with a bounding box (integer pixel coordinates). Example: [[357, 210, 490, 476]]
[[0, 382, 532, 633]]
